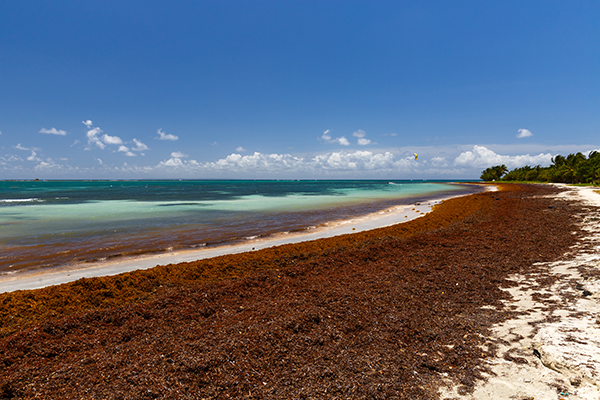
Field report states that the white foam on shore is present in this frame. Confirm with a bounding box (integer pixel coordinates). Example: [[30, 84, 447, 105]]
[[0, 191, 473, 293], [0, 198, 40, 203]]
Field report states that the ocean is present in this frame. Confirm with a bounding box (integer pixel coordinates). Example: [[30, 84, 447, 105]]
[[0, 180, 480, 276]]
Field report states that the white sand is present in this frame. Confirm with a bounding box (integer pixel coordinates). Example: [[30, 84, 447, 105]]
[[0, 193, 470, 293], [440, 185, 600, 400]]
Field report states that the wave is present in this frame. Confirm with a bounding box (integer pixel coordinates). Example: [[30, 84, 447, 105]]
[[0, 198, 42, 203]]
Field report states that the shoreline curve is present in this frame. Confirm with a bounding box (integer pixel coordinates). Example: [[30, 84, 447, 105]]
[[0, 186, 490, 293]]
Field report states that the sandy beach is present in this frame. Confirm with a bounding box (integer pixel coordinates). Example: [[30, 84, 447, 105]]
[[442, 184, 600, 399], [1, 183, 599, 399]]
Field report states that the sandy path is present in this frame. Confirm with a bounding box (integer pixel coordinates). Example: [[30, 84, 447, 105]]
[[0, 195, 463, 293], [441, 185, 600, 400]]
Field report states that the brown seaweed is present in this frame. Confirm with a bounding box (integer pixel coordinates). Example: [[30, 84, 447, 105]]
[[0, 184, 585, 399]]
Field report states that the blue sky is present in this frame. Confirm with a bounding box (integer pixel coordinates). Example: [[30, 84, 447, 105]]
[[1, 1, 599, 179]]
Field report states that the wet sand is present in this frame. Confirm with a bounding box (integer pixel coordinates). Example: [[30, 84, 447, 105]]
[[1, 183, 598, 399]]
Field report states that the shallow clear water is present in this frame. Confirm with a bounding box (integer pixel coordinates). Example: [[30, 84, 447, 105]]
[[0, 180, 480, 274]]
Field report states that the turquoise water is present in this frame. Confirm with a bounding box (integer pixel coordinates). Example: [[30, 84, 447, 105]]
[[0, 180, 480, 274]]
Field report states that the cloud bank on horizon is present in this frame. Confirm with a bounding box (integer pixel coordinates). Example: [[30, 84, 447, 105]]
[[2, 120, 595, 179], [0, 2, 599, 179]]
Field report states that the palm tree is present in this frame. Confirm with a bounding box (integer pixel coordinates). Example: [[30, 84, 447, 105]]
[[555, 153, 585, 183], [480, 164, 508, 181]]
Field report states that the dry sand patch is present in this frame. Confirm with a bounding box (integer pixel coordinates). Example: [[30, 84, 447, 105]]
[[441, 185, 600, 400]]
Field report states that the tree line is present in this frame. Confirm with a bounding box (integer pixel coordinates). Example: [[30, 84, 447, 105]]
[[480, 151, 600, 184]]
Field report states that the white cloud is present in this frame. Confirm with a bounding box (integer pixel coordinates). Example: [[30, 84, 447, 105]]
[[83, 120, 105, 149], [236, 146, 247, 152], [352, 130, 372, 145], [27, 151, 40, 161], [117, 145, 136, 157], [319, 129, 350, 146], [88, 133, 105, 149], [157, 128, 178, 141], [39, 127, 67, 136], [200, 150, 401, 175], [430, 156, 448, 167], [82, 120, 124, 149], [14, 143, 42, 153], [157, 157, 199, 168], [206, 152, 305, 172], [337, 137, 350, 146], [32, 159, 79, 174], [320, 129, 333, 142], [516, 128, 533, 138], [163, 157, 184, 167], [145, 149, 443, 178], [469, 143, 596, 156], [9, 135, 594, 179], [132, 138, 149, 152], [34, 161, 52, 169], [101, 134, 123, 145], [454, 145, 552, 168], [312, 151, 396, 171]]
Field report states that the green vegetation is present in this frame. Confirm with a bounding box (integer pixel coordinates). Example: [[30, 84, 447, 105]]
[[480, 164, 508, 181], [480, 151, 600, 184]]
